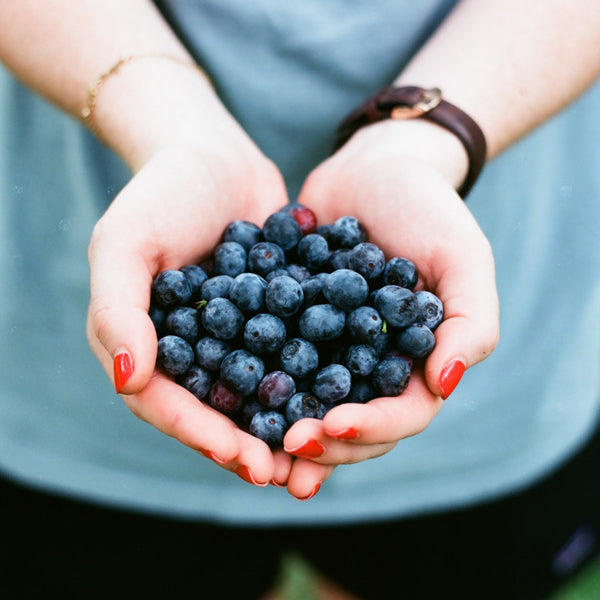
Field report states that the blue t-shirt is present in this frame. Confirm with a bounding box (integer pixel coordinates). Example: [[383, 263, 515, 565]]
[[0, 0, 598, 525]]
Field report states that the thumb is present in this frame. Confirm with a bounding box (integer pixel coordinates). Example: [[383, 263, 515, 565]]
[[424, 247, 500, 399]]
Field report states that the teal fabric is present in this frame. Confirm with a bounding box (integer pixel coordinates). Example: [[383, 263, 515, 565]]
[[0, 1, 598, 525]]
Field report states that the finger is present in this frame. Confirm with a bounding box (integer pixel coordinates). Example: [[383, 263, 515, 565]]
[[230, 428, 276, 487], [286, 458, 335, 501], [271, 450, 294, 487]]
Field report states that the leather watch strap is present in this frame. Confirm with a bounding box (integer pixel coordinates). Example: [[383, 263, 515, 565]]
[[334, 86, 487, 198]]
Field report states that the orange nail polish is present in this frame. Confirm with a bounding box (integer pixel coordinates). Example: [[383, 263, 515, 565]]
[[114, 352, 134, 393], [439, 360, 466, 399], [235, 465, 268, 487], [285, 439, 325, 459], [297, 482, 321, 501], [330, 427, 359, 440]]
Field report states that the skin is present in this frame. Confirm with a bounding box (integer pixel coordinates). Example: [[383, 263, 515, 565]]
[[1, 0, 600, 505]]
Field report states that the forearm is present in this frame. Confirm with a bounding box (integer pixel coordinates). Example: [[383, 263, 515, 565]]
[[0, 0, 232, 170], [395, 0, 600, 159]]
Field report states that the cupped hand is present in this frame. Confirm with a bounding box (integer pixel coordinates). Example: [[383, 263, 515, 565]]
[[282, 119, 500, 497], [87, 134, 294, 488]]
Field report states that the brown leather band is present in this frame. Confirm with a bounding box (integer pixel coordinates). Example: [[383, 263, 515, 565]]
[[334, 86, 487, 198]]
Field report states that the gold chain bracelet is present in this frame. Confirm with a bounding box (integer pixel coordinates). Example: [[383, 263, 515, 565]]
[[80, 52, 212, 131]]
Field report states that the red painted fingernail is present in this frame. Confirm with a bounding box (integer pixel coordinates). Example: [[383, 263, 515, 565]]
[[297, 482, 321, 501], [235, 465, 268, 487], [114, 352, 134, 393], [285, 439, 325, 459], [201, 450, 227, 465], [329, 427, 359, 440], [439, 360, 466, 399], [270, 479, 285, 488]]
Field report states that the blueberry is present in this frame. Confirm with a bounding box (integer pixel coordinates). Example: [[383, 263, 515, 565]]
[[239, 398, 264, 429], [194, 336, 231, 372], [243, 313, 287, 355], [374, 285, 420, 329], [348, 242, 386, 281], [165, 306, 203, 345], [262, 211, 303, 252], [383, 257, 418, 290], [200, 274, 233, 301], [372, 356, 411, 397], [285, 392, 327, 424], [301, 273, 328, 308], [156, 335, 195, 376], [223, 220, 263, 252], [213, 241, 247, 277], [345, 378, 376, 404], [177, 365, 213, 401], [344, 344, 379, 377], [247, 241, 286, 277], [323, 269, 369, 311], [312, 364, 352, 403], [220, 349, 265, 396], [152, 269, 192, 308], [330, 215, 367, 249], [285, 263, 312, 283], [229, 272, 267, 314], [249, 410, 289, 448], [298, 304, 346, 342], [181, 264, 209, 298], [280, 337, 319, 378], [297, 234, 330, 271], [265, 275, 304, 318], [207, 379, 244, 415], [281, 203, 317, 235], [265, 268, 290, 282], [201, 297, 244, 340], [257, 370, 296, 410], [415, 290, 444, 330], [395, 323, 436, 358], [148, 303, 167, 335], [346, 306, 385, 345]]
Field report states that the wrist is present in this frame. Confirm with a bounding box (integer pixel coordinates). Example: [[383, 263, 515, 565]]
[[86, 56, 247, 171]]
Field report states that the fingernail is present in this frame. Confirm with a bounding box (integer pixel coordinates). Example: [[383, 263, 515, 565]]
[[235, 465, 268, 487], [439, 359, 466, 399], [329, 427, 359, 440], [270, 479, 285, 488], [284, 439, 325, 459], [297, 482, 321, 501], [114, 352, 134, 393], [201, 450, 227, 465]]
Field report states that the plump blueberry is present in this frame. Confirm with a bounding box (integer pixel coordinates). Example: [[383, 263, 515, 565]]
[[301, 273, 328, 308], [280, 203, 317, 235], [265, 275, 304, 318], [383, 257, 418, 290], [200, 274, 233, 301], [148, 303, 167, 335], [344, 344, 379, 377], [213, 241, 247, 278], [247, 241, 286, 277], [348, 242, 386, 281], [181, 264, 209, 298], [257, 370, 296, 410], [285, 263, 312, 283], [201, 297, 244, 340], [177, 365, 213, 401], [243, 313, 287, 355], [265, 268, 289, 282], [395, 323, 436, 358], [372, 356, 411, 397], [223, 219, 263, 252], [220, 349, 265, 396], [194, 336, 231, 372], [330, 215, 367, 249], [297, 233, 330, 271], [152, 269, 193, 308], [262, 211, 303, 252], [345, 378, 376, 404], [229, 272, 267, 314], [328, 248, 352, 271], [156, 335, 195, 376], [374, 285, 420, 329], [299, 304, 346, 342], [312, 364, 352, 403], [346, 306, 385, 345], [249, 410, 289, 448], [323, 269, 369, 311], [285, 392, 327, 424], [280, 337, 319, 378], [207, 379, 244, 415], [239, 398, 264, 429], [415, 290, 444, 330], [165, 306, 203, 345]]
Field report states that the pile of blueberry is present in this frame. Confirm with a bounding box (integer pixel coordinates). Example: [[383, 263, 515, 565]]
[[149, 204, 443, 448]]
